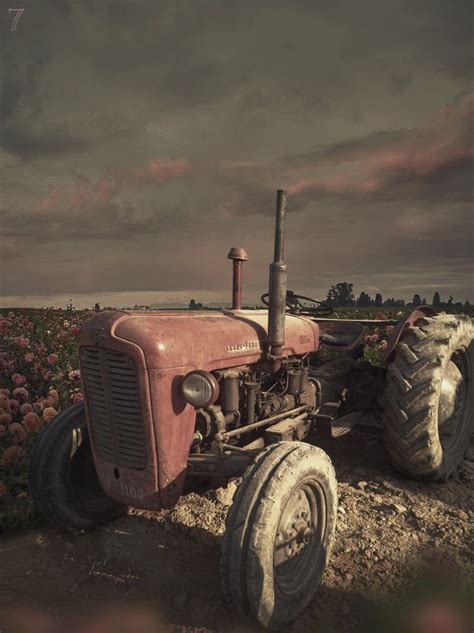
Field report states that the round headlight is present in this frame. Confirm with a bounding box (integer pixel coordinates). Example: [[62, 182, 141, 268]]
[[182, 370, 219, 408]]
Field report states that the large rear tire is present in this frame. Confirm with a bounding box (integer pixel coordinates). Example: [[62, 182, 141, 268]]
[[383, 313, 473, 481], [221, 441, 337, 630], [29, 402, 126, 532]]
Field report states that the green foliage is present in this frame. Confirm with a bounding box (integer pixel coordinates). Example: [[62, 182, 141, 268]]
[[356, 291, 372, 307], [326, 282, 355, 307]]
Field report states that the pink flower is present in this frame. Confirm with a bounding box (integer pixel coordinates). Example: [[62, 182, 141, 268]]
[[71, 392, 84, 403], [9, 422, 27, 444], [12, 387, 28, 400], [24, 352, 35, 363], [21, 318, 32, 328], [48, 389, 60, 405], [47, 353, 58, 365], [20, 402, 34, 415], [36, 344, 47, 355], [41, 368, 50, 380], [0, 481, 8, 499], [68, 369, 81, 381], [0, 394, 10, 410], [12, 373, 26, 386], [43, 406, 58, 423], [23, 412, 41, 432], [0, 318, 10, 332], [13, 336, 30, 348], [9, 399, 20, 412], [0, 413, 12, 425], [0, 388, 11, 396], [71, 325, 81, 336], [369, 334, 379, 343], [2, 445, 25, 466]]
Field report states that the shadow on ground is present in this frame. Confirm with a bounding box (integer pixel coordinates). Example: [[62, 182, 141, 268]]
[[1, 429, 472, 633]]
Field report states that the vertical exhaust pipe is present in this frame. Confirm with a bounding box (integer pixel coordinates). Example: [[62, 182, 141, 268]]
[[268, 189, 288, 358]]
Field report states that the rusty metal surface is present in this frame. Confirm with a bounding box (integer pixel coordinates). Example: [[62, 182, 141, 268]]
[[232, 261, 243, 309], [313, 317, 398, 325], [76, 311, 161, 510], [77, 308, 320, 510], [221, 404, 309, 440], [268, 189, 288, 358], [264, 412, 311, 443], [227, 247, 248, 261], [80, 347, 146, 469], [384, 305, 436, 363], [114, 309, 319, 369], [227, 247, 248, 310]]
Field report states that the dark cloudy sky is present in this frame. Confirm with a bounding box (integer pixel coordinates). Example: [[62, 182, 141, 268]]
[[1, 0, 473, 306]]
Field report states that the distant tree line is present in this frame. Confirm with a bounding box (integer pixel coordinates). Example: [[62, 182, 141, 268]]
[[324, 282, 471, 310], [94, 289, 471, 312], [186, 285, 472, 311]]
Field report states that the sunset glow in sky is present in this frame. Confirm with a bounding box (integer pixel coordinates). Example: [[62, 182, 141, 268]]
[[1, 0, 473, 305]]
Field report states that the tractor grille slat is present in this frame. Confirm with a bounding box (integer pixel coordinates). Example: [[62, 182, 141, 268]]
[[109, 390, 141, 400], [87, 387, 109, 399], [80, 347, 147, 470], [114, 434, 144, 446], [112, 404, 142, 414]]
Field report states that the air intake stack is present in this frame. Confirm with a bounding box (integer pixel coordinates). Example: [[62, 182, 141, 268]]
[[267, 189, 288, 359]]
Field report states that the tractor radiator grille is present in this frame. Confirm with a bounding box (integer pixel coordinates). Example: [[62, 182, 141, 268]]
[[80, 347, 147, 470]]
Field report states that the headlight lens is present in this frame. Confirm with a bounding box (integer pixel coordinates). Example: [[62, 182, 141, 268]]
[[182, 370, 219, 408]]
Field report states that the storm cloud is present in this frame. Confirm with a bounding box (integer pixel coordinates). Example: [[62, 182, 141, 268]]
[[0, 0, 472, 304]]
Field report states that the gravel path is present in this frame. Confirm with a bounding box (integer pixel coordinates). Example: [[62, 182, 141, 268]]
[[1, 430, 472, 633]]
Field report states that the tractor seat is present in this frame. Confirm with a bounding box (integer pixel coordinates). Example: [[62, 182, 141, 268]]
[[317, 321, 365, 350]]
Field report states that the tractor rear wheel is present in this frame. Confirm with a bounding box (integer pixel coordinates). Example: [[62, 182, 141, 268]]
[[29, 402, 126, 531], [221, 441, 337, 630], [383, 313, 473, 481]]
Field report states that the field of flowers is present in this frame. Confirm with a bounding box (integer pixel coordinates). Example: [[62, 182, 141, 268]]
[[0, 307, 95, 532]]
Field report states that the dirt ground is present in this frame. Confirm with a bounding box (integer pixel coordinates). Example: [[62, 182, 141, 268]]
[[1, 429, 473, 633]]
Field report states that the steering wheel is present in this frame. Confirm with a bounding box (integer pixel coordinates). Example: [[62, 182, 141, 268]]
[[261, 290, 333, 317]]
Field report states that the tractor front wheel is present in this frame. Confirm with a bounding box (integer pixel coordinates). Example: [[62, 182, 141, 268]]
[[221, 441, 337, 630], [383, 313, 473, 481], [29, 402, 126, 531]]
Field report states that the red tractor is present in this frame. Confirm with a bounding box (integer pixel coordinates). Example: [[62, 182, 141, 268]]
[[30, 190, 473, 629]]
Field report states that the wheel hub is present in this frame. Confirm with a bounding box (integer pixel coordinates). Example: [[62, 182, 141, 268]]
[[273, 481, 326, 596], [276, 492, 313, 559]]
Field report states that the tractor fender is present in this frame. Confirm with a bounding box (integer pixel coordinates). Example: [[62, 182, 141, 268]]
[[383, 305, 436, 363]]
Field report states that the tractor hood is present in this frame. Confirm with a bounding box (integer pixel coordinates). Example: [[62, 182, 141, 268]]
[[77, 308, 320, 369]]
